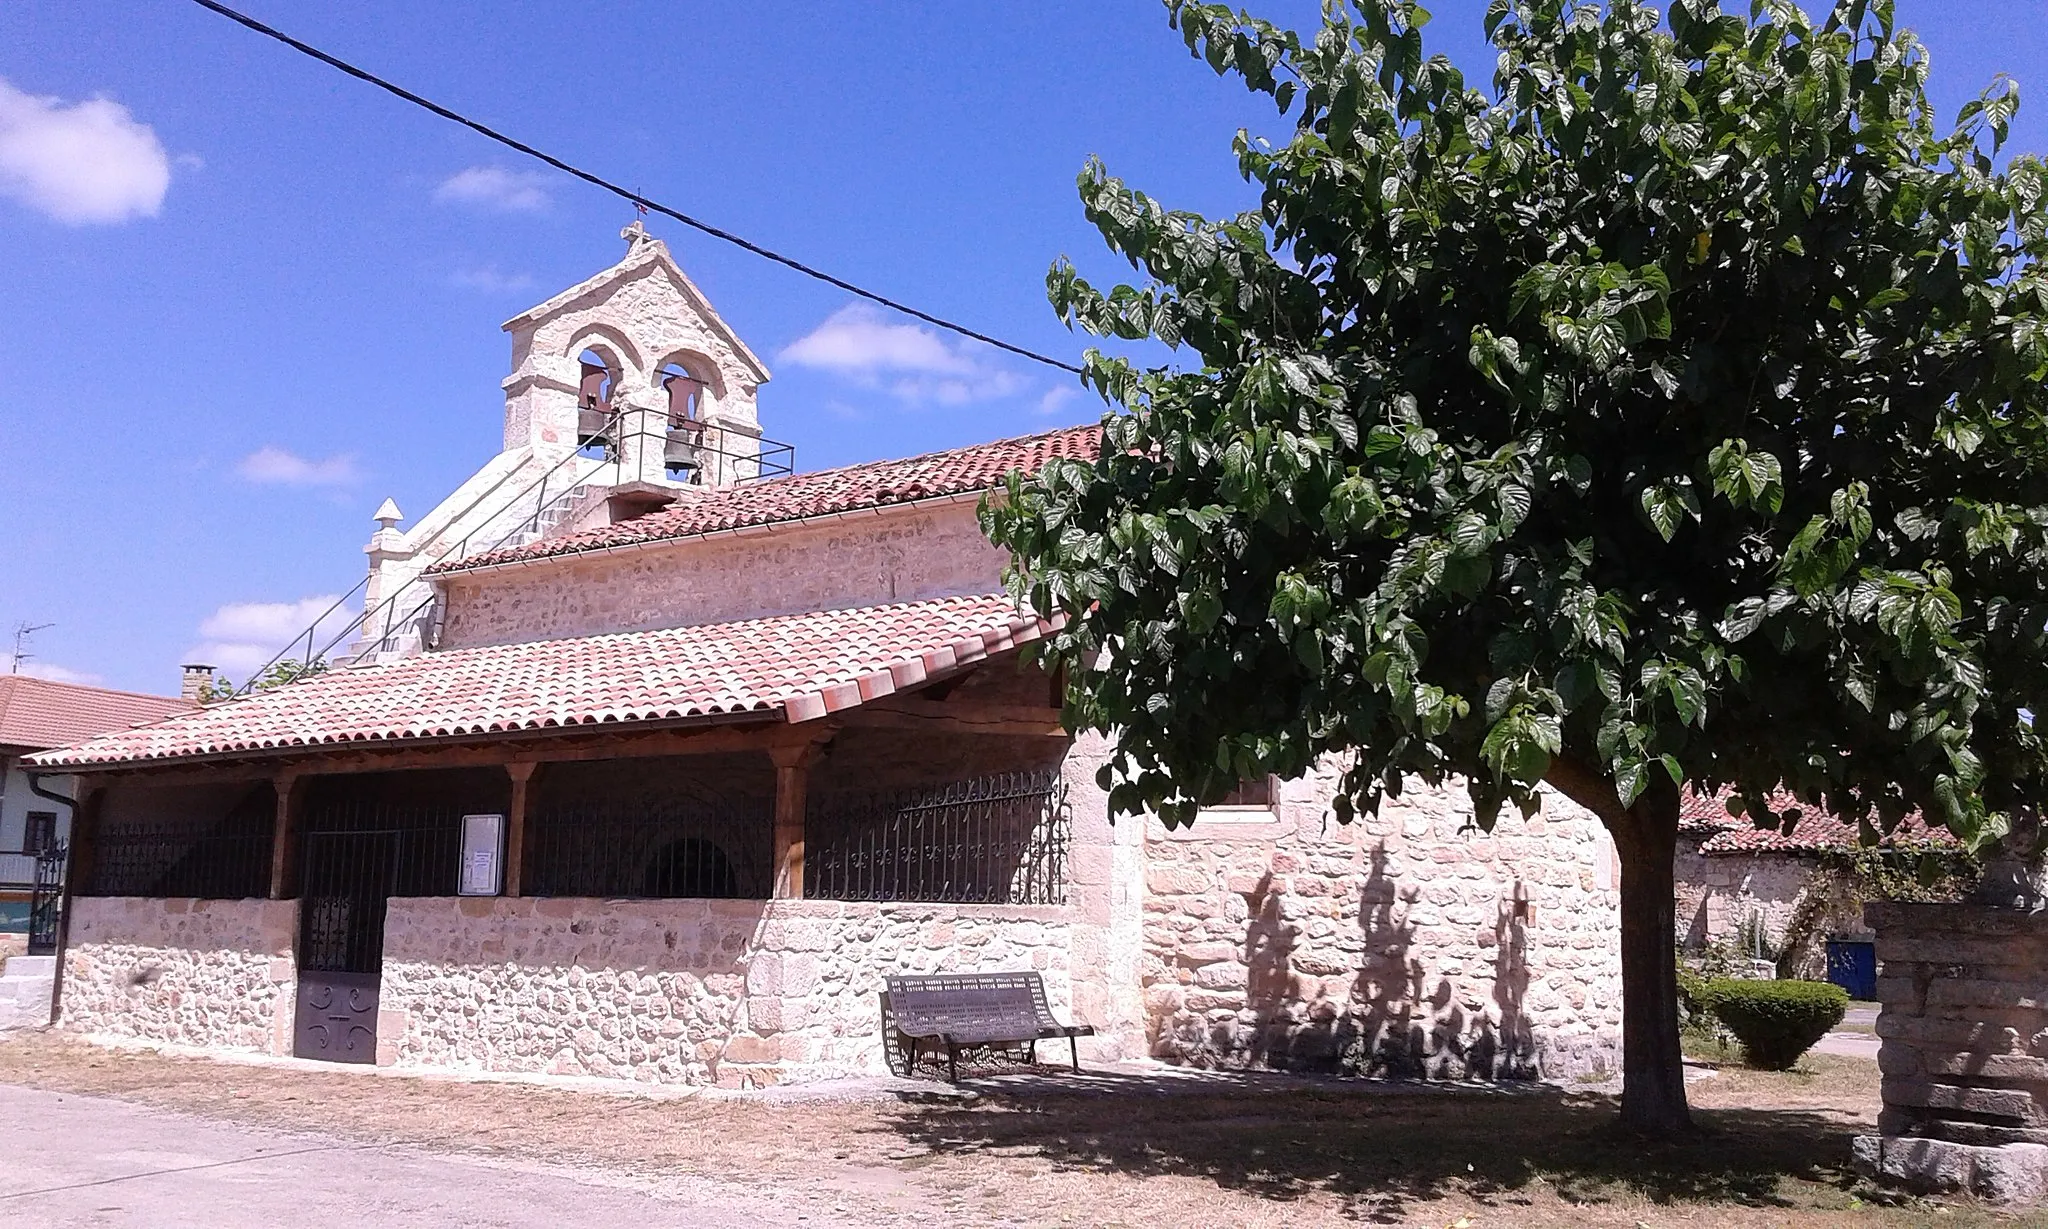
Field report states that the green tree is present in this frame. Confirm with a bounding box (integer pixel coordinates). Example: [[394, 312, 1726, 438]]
[[984, 0, 2048, 1133]]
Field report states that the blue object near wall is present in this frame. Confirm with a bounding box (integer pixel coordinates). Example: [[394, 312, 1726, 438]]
[[1826, 939, 1877, 1001]]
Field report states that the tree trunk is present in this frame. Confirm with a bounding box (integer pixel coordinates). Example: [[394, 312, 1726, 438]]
[[1607, 791, 1693, 1135]]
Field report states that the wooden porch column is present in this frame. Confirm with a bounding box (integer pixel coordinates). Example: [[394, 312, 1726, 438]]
[[64, 780, 107, 897], [504, 761, 539, 897], [267, 772, 302, 900], [769, 742, 824, 900]]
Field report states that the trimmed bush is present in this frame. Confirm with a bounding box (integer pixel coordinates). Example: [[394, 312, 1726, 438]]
[[1702, 978, 1848, 1070]]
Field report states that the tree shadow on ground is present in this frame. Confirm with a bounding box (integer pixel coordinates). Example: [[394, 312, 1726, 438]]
[[877, 1070, 1867, 1224]]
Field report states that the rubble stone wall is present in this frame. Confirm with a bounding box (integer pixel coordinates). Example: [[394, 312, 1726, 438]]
[[60, 896, 295, 1055], [438, 502, 1006, 649], [377, 896, 1078, 1086], [1869, 901, 2048, 1146], [1139, 770, 1624, 1081]]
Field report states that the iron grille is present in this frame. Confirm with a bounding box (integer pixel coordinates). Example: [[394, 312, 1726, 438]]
[[82, 795, 274, 899], [526, 794, 772, 898], [296, 801, 467, 976], [808, 769, 1069, 905]]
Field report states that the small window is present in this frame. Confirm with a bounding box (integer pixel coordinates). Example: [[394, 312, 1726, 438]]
[[23, 811, 56, 855], [1212, 776, 1275, 809]]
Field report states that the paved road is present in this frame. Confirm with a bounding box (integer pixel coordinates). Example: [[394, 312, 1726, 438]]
[[0, 1084, 826, 1228]]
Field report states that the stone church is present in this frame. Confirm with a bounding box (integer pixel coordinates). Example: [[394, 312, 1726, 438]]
[[30, 228, 1625, 1085]]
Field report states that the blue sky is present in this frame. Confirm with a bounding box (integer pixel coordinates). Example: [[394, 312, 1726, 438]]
[[0, 1, 2041, 694]]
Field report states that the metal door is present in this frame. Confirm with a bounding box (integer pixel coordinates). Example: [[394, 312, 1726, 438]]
[[1826, 939, 1877, 1001], [293, 830, 398, 1063]]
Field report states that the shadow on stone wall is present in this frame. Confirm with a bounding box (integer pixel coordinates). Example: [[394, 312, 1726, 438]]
[[1209, 845, 1540, 1080]]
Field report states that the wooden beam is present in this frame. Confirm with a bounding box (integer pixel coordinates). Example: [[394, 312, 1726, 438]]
[[63, 718, 799, 784], [503, 760, 539, 898], [842, 698, 1068, 738], [768, 739, 828, 900], [864, 698, 1069, 725], [267, 772, 302, 900]]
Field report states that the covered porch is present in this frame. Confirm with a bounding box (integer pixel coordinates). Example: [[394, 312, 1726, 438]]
[[33, 598, 1127, 1086]]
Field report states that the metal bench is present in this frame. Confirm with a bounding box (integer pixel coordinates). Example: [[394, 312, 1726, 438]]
[[880, 971, 1095, 1082]]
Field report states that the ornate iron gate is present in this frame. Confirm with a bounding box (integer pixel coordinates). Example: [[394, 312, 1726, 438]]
[[26, 840, 66, 956], [293, 830, 395, 1063], [291, 802, 464, 1064]]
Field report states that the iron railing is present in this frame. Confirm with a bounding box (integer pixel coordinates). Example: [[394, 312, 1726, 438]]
[[808, 769, 1070, 905], [525, 794, 773, 899], [82, 819, 273, 899], [229, 411, 793, 691], [27, 841, 65, 955]]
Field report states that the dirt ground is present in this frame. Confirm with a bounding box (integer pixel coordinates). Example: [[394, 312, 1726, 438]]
[[0, 1033, 2031, 1227]]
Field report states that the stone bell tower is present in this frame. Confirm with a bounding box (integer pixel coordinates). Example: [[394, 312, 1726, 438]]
[[349, 226, 778, 663], [499, 220, 773, 487]]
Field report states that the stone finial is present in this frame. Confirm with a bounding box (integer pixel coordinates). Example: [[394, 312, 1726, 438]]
[[1973, 808, 2047, 912], [620, 218, 654, 253], [372, 498, 404, 530]]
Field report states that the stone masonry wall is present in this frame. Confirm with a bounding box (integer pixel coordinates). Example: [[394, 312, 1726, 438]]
[[439, 502, 1006, 650], [61, 897, 295, 1055], [1673, 839, 1865, 979], [1868, 901, 2048, 1146], [378, 897, 1076, 1087], [1141, 768, 1623, 1081]]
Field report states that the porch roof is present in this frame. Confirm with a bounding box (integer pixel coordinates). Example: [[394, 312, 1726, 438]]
[[1678, 786, 1956, 855], [430, 424, 1101, 575], [26, 594, 1056, 770]]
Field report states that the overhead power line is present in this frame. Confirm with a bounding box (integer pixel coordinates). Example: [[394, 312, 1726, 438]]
[[183, 0, 1084, 376]]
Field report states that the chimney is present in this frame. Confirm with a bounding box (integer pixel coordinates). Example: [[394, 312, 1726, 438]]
[[181, 663, 216, 703]]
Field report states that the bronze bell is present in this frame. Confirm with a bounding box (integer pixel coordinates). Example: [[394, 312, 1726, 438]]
[[577, 398, 612, 446], [664, 420, 703, 476]]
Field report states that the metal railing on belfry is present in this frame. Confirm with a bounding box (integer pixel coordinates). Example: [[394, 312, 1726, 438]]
[[227, 413, 793, 698]]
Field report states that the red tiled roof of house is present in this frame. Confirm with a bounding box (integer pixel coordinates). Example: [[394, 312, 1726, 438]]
[[0, 675, 192, 753], [26, 595, 1056, 769], [434, 424, 1103, 575], [1679, 786, 1956, 854]]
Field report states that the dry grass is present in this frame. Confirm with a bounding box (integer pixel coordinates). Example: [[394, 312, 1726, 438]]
[[0, 1033, 2026, 1227]]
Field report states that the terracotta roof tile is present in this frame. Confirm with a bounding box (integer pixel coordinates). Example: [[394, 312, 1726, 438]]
[[27, 595, 1055, 769], [0, 676, 192, 752], [1679, 786, 1955, 854], [435, 424, 1101, 574]]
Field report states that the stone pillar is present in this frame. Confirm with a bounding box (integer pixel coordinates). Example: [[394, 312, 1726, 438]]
[[768, 743, 822, 900], [1855, 900, 2048, 1204], [504, 761, 538, 898], [268, 772, 303, 900]]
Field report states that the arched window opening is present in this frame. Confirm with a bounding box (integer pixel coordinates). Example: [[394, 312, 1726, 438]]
[[659, 362, 707, 481], [577, 349, 619, 450], [640, 836, 738, 898]]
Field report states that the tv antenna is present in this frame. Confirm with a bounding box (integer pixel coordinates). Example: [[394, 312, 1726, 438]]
[[10, 622, 53, 674]]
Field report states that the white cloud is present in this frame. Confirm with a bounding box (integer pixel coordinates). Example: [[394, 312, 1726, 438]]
[[186, 595, 356, 679], [449, 263, 537, 293], [237, 446, 361, 488], [0, 76, 172, 224], [433, 165, 551, 213], [1036, 385, 1082, 417], [16, 662, 103, 686], [779, 304, 1028, 408]]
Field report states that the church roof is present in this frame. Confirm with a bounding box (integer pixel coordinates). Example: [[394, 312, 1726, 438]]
[[433, 423, 1102, 576], [0, 675, 192, 753], [26, 595, 1057, 769]]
